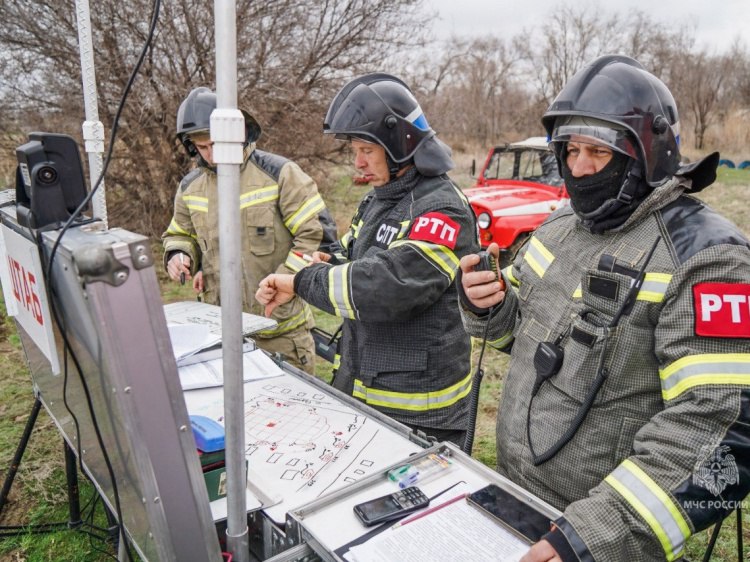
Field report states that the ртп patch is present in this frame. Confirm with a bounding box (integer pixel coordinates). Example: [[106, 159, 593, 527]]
[[408, 212, 460, 249], [693, 282, 750, 338]]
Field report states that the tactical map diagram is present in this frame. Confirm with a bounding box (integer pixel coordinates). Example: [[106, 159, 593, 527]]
[[183, 373, 421, 522]]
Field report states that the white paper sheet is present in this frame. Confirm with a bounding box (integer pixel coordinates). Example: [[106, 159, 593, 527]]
[[348, 497, 530, 562], [178, 348, 284, 390]]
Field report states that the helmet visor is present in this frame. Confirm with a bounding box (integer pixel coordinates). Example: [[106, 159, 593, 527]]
[[549, 116, 638, 160]]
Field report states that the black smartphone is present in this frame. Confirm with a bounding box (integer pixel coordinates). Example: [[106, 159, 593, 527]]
[[467, 484, 551, 543], [353, 486, 430, 527]]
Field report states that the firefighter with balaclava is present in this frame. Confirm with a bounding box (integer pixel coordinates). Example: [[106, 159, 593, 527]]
[[163, 87, 337, 374], [459, 55, 750, 562], [256, 74, 480, 447]]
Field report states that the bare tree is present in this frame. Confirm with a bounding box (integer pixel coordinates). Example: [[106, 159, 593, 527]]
[[519, 6, 622, 105], [670, 50, 733, 150], [0, 0, 428, 236]]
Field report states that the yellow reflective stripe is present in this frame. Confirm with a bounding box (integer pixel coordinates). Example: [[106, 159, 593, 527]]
[[240, 185, 279, 209], [183, 195, 208, 213], [524, 237, 554, 278], [284, 194, 325, 235], [391, 239, 459, 279], [573, 283, 582, 298], [352, 370, 472, 412], [257, 308, 311, 337], [340, 231, 353, 248], [333, 353, 341, 370], [328, 263, 356, 319], [166, 218, 195, 238], [605, 459, 689, 561], [397, 220, 411, 240], [284, 252, 308, 273], [352, 220, 363, 239], [659, 353, 750, 401], [504, 265, 519, 288], [488, 331, 514, 350], [637, 273, 672, 302]]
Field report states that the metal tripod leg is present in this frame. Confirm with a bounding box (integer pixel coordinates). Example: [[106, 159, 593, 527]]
[[64, 438, 82, 528], [0, 397, 42, 516]]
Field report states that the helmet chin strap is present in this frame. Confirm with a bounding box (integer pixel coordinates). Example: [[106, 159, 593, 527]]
[[386, 154, 401, 181], [574, 159, 643, 223]]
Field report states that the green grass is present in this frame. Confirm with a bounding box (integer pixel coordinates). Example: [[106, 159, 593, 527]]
[[1, 163, 749, 560]]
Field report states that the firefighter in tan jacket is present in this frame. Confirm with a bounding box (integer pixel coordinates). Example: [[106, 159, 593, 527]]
[[460, 56, 750, 561], [163, 87, 336, 373]]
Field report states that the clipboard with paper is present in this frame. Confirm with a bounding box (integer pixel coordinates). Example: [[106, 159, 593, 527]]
[[284, 442, 561, 562]]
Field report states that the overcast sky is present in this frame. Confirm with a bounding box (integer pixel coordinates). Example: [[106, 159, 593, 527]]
[[424, 0, 748, 53]]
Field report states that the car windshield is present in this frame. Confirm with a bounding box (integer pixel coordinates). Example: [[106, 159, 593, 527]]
[[484, 148, 563, 187]]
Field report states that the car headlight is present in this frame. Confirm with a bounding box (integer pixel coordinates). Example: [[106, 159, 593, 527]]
[[477, 212, 492, 229]]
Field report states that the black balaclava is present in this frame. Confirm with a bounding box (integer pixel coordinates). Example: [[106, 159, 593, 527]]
[[561, 149, 651, 233]]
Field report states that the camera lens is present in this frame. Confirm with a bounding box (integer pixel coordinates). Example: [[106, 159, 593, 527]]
[[37, 166, 58, 184]]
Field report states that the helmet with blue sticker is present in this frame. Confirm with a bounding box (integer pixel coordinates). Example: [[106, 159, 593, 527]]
[[324, 73, 453, 176]]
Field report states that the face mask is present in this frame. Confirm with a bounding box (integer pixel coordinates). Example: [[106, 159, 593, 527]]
[[561, 150, 631, 216]]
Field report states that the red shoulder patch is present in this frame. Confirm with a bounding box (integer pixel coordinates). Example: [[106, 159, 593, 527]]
[[693, 282, 750, 338], [408, 212, 461, 250]]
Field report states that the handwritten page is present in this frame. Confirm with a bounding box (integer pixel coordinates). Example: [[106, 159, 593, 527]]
[[178, 348, 284, 390], [347, 497, 530, 562]]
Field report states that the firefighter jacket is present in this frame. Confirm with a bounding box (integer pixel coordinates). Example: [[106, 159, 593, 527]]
[[162, 144, 332, 338], [460, 177, 750, 561], [294, 168, 480, 430]]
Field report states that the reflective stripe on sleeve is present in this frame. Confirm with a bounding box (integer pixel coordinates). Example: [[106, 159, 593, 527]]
[[488, 331, 514, 351], [524, 237, 555, 278], [659, 353, 750, 401], [352, 370, 472, 412], [390, 239, 459, 280], [284, 194, 325, 235], [182, 195, 208, 212], [166, 218, 196, 237], [340, 230, 353, 249], [605, 459, 690, 561], [503, 265, 519, 288], [328, 263, 357, 319], [256, 307, 312, 337], [284, 252, 308, 273], [240, 185, 279, 209]]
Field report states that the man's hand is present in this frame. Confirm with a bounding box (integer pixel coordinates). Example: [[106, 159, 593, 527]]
[[459, 242, 506, 309], [167, 252, 191, 283], [193, 271, 204, 294], [311, 251, 331, 264], [519, 540, 562, 562], [256, 274, 296, 317]]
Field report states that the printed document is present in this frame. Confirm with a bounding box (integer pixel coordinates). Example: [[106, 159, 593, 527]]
[[347, 497, 530, 562]]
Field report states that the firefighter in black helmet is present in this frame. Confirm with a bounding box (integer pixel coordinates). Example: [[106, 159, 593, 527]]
[[163, 87, 337, 373], [257, 74, 480, 447], [459, 55, 750, 561]]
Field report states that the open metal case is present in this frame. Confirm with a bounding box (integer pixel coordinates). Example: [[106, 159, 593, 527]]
[[0, 189, 430, 560]]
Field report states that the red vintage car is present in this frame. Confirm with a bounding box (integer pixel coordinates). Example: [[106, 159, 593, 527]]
[[465, 137, 569, 263]]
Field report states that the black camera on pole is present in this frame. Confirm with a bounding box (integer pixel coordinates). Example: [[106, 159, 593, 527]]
[[15, 132, 88, 230]]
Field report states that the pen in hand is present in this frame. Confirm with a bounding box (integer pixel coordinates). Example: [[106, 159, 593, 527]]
[[179, 253, 186, 285]]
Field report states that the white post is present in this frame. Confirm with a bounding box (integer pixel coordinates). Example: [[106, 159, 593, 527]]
[[75, 0, 108, 228], [213, 1, 249, 560]]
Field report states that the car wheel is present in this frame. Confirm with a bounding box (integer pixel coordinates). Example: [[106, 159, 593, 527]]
[[500, 232, 530, 268]]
